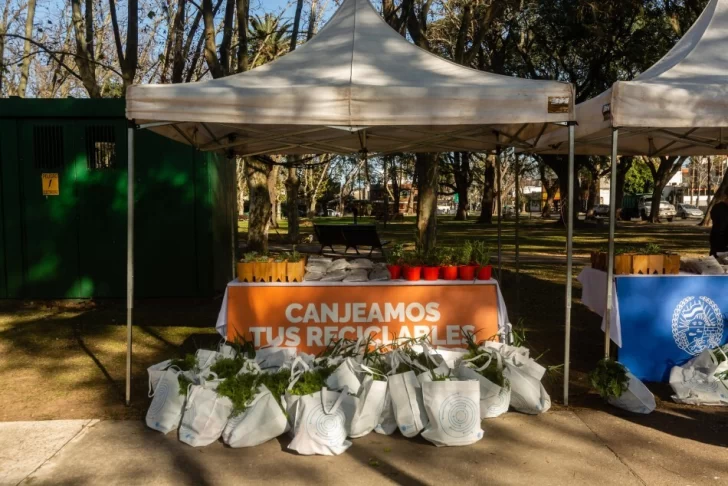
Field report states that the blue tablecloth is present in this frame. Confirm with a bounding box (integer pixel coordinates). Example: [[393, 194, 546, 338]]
[[617, 275, 728, 382]]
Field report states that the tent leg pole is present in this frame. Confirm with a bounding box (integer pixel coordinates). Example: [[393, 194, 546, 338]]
[[515, 151, 521, 318], [496, 147, 502, 281], [231, 156, 237, 281], [604, 128, 619, 358], [126, 126, 135, 407], [564, 124, 575, 407]]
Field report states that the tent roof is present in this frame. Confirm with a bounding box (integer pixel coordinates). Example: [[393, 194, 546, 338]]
[[126, 0, 573, 156], [533, 0, 728, 156]]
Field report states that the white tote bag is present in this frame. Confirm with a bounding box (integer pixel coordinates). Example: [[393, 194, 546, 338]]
[[255, 347, 297, 370], [458, 352, 511, 419], [147, 359, 172, 394], [195, 349, 222, 375], [222, 385, 290, 448], [607, 372, 656, 414], [503, 358, 551, 415], [288, 387, 356, 456], [146, 367, 186, 434], [326, 358, 362, 395], [349, 368, 388, 438], [179, 385, 233, 447], [421, 380, 484, 447], [388, 371, 429, 437]]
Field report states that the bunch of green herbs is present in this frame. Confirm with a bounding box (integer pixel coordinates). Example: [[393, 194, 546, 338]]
[[588, 358, 630, 399]]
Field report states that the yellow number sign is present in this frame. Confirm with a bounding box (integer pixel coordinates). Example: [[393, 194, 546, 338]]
[[42, 173, 59, 196]]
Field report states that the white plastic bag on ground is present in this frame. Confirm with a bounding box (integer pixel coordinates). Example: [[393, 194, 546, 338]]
[[349, 258, 374, 269], [389, 371, 429, 437], [255, 347, 297, 369], [288, 387, 357, 456], [349, 367, 388, 438], [179, 384, 233, 447], [343, 268, 369, 282], [607, 372, 656, 414], [458, 351, 511, 419], [146, 367, 186, 434], [503, 356, 551, 415], [670, 367, 728, 406], [222, 385, 290, 448], [421, 380, 484, 447], [326, 358, 362, 395], [669, 348, 728, 406]]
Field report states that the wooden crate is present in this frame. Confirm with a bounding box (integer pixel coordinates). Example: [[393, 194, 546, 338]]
[[664, 254, 681, 275], [253, 261, 273, 282], [271, 262, 287, 283], [614, 254, 634, 275], [237, 262, 255, 282], [286, 259, 306, 282], [632, 254, 665, 275], [592, 251, 680, 275]]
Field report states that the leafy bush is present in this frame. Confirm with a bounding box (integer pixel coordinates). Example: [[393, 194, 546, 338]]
[[471, 241, 491, 266], [210, 358, 244, 380], [386, 243, 405, 265], [217, 372, 260, 417], [454, 241, 473, 265]]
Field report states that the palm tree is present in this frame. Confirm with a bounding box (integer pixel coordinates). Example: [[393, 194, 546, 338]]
[[248, 14, 292, 68]]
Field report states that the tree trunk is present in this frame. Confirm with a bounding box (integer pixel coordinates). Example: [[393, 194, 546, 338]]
[[71, 0, 101, 97], [170, 0, 187, 83], [587, 166, 599, 210], [406, 167, 417, 214], [390, 162, 400, 213], [17, 0, 36, 97], [246, 157, 273, 252], [286, 163, 300, 242], [415, 153, 439, 251], [646, 156, 682, 223], [478, 156, 495, 223], [701, 169, 728, 227], [307, 197, 317, 219], [454, 152, 471, 221], [615, 156, 634, 218], [268, 165, 280, 229]]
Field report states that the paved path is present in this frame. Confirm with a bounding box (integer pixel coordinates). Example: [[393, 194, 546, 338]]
[[1, 410, 725, 486]]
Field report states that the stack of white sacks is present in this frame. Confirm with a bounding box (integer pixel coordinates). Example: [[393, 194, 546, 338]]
[[670, 345, 728, 406], [145, 339, 551, 455], [304, 257, 390, 282]]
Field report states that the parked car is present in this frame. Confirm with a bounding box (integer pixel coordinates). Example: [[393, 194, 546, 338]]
[[594, 204, 610, 217], [642, 201, 676, 222], [677, 203, 704, 219]]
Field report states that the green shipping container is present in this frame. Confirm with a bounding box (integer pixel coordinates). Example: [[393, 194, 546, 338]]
[[0, 98, 235, 299]]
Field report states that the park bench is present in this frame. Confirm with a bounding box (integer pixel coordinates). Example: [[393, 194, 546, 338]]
[[313, 224, 390, 257]]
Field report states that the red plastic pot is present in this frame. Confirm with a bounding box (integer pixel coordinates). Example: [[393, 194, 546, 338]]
[[458, 265, 477, 280], [476, 265, 493, 280], [387, 264, 402, 280], [402, 266, 422, 282], [423, 266, 440, 281], [441, 265, 459, 281]]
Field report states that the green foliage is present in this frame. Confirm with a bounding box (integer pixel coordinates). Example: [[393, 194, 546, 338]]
[[589, 359, 630, 399], [454, 241, 473, 265], [402, 250, 423, 267], [386, 243, 405, 265], [289, 368, 332, 396], [217, 372, 259, 417], [424, 248, 441, 267], [241, 252, 259, 263], [437, 247, 455, 266], [178, 373, 194, 396], [640, 243, 662, 255], [210, 358, 244, 380], [170, 354, 197, 371], [255, 254, 271, 263], [255, 370, 290, 407], [463, 349, 505, 387], [624, 159, 655, 195], [273, 253, 286, 263], [471, 240, 491, 266], [283, 250, 303, 263]]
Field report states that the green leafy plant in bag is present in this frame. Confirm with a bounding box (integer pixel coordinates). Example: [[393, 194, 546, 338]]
[[210, 358, 245, 380], [588, 358, 630, 399], [217, 372, 260, 417]]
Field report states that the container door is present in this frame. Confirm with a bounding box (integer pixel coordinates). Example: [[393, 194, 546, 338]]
[[17, 121, 81, 298], [75, 121, 127, 298]]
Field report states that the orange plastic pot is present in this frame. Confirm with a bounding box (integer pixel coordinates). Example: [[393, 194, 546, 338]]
[[476, 265, 493, 280], [387, 265, 402, 280], [402, 266, 422, 282], [423, 266, 440, 281], [458, 265, 477, 280], [441, 265, 459, 281]]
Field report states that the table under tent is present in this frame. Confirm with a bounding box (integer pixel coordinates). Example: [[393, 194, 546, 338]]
[[528, 0, 728, 380], [124, 0, 576, 405]]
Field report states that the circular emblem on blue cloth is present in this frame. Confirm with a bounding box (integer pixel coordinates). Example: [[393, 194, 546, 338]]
[[672, 296, 723, 356]]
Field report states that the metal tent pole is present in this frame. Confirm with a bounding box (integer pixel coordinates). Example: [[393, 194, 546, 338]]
[[604, 128, 619, 358], [564, 124, 575, 406], [230, 155, 237, 280], [126, 125, 135, 407], [496, 147, 502, 281], [515, 152, 521, 316]]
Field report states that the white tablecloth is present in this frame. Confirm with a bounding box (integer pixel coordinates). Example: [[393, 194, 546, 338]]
[[215, 279, 511, 342], [578, 267, 622, 347]]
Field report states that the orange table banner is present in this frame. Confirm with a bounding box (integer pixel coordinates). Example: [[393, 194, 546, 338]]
[[217, 281, 508, 354]]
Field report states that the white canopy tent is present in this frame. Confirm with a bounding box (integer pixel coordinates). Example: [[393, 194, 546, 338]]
[[124, 0, 577, 405], [529, 0, 728, 365]]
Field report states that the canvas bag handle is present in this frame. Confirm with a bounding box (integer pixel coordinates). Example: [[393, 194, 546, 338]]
[[321, 386, 349, 415], [287, 357, 311, 391], [462, 349, 503, 372], [148, 365, 182, 398], [359, 364, 388, 381]]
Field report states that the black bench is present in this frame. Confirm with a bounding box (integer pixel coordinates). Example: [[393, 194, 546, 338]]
[[314, 224, 390, 257]]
